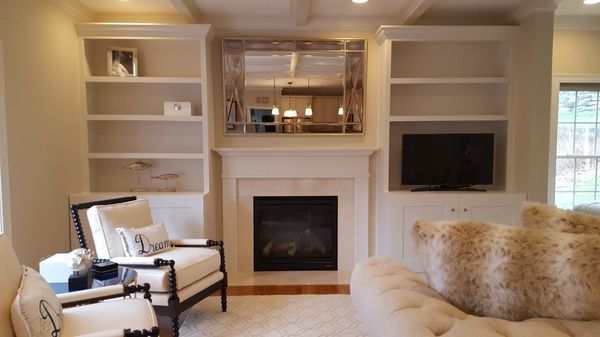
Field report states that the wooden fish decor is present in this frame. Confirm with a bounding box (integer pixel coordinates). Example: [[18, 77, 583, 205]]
[[123, 160, 152, 171], [151, 173, 179, 180]]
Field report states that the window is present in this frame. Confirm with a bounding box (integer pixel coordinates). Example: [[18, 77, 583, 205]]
[[554, 84, 600, 209]]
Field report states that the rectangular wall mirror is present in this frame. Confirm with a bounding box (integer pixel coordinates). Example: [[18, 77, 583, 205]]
[[223, 39, 366, 135]]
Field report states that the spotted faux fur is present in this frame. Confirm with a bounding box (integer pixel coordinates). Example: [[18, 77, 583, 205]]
[[521, 202, 600, 235], [411, 219, 600, 321]]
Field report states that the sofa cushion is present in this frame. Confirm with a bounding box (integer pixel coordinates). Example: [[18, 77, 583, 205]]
[[11, 266, 62, 337], [87, 200, 154, 259], [0, 234, 23, 337], [574, 201, 600, 216], [116, 221, 171, 257], [134, 247, 221, 292], [351, 257, 600, 337], [521, 202, 600, 235], [411, 220, 600, 321]]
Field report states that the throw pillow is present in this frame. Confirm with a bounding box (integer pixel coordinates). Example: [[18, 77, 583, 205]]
[[411, 219, 600, 321], [11, 266, 62, 337], [521, 201, 600, 235], [116, 221, 171, 257]]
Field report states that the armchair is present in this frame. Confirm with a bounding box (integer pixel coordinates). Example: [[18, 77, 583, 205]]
[[70, 196, 227, 337], [0, 233, 159, 337]]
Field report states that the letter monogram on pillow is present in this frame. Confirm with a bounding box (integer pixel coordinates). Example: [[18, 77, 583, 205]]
[[116, 221, 171, 257]]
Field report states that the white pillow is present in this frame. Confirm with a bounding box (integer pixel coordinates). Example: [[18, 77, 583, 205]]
[[11, 266, 62, 337], [116, 221, 171, 257]]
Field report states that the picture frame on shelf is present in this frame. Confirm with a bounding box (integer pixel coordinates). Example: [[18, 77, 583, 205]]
[[108, 47, 137, 77]]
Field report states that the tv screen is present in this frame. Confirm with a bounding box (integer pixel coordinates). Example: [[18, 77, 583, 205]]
[[401, 133, 494, 187]]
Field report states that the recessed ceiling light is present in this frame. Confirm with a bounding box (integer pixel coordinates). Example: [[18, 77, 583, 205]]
[[352, 0, 368, 3], [583, 0, 600, 4]]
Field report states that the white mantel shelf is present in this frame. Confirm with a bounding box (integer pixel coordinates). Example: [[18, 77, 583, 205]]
[[215, 147, 376, 272], [215, 148, 377, 180]]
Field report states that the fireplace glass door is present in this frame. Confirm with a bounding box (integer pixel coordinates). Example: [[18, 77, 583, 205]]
[[254, 196, 338, 271]]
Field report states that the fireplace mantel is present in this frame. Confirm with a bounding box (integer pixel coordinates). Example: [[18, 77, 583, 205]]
[[215, 147, 376, 272]]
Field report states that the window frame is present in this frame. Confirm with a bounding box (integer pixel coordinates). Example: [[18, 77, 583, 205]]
[[549, 74, 600, 207]]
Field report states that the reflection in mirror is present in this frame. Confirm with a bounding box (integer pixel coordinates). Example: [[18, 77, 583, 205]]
[[223, 39, 366, 135]]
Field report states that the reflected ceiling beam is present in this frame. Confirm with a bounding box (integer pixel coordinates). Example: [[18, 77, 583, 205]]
[[169, 0, 202, 23], [292, 0, 312, 26], [397, 0, 435, 24], [290, 52, 299, 77]]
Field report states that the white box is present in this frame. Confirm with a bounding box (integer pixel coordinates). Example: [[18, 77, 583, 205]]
[[39, 253, 72, 283], [164, 101, 192, 116]]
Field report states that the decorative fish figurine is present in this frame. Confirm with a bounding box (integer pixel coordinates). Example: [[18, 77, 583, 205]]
[[123, 160, 152, 171], [152, 173, 179, 180]]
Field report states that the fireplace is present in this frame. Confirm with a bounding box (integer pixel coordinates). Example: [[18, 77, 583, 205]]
[[253, 196, 338, 271]]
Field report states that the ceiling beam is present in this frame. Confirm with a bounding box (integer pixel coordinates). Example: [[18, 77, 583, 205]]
[[49, 0, 93, 22], [169, 0, 202, 23], [292, 0, 312, 26], [506, 0, 556, 23], [397, 0, 435, 25]]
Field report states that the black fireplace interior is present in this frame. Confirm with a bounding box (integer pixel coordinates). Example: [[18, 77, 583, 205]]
[[254, 196, 338, 271]]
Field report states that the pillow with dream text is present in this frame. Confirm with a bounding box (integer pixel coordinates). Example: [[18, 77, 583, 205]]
[[521, 201, 600, 235], [116, 221, 171, 257], [411, 219, 600, 321], [11, 266, 62, 337]]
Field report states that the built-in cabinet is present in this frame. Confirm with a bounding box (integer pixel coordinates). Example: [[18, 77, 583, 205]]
[[71, 23, 216, 241], [375, 26, 527, 266], [394, 192, 525, 272]]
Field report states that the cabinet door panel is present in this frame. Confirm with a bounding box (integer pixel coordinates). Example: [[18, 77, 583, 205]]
[[403, 205, 456, 272], [462, 205, 517, 225]]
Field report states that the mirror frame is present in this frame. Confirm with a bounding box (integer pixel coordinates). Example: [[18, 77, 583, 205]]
[[222, 38, 366, 135]]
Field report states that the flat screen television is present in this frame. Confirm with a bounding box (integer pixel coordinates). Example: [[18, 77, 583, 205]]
[[401, 133, 494, 191]]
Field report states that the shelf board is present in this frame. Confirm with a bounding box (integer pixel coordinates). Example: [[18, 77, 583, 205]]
[[85, 76, 202, 84], [389, 115, 508, 122], [87, 115, 205, 122], [88, 153, 205, 159], [389, 77, 508, 84]]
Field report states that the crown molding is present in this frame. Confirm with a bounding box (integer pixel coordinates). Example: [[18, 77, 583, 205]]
[[554, 15, 600, 30], [375, 25, 518, 45], [75, 23, 212, 39], [506, 0, 556, 23], [49, 0, 93, 22]]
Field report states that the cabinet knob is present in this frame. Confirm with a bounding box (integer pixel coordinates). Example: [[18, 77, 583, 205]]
[[464, 208, 468, 212], [451, 208, 456, 212]]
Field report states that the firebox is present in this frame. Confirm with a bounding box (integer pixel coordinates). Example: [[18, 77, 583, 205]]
[[253, 196, 338, 271]]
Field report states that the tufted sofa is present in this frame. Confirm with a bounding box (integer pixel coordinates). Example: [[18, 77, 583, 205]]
[[351, 257, 600, 337]]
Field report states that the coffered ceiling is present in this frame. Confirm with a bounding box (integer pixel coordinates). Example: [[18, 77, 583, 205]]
[[52, 0, 600, 31]]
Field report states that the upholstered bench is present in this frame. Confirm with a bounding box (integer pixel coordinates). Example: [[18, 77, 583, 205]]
[[351, 257, 600, 337]]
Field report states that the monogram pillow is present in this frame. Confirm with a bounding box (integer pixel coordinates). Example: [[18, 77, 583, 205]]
[[11, 266, 62, 337], [116, 221, 171, 257]]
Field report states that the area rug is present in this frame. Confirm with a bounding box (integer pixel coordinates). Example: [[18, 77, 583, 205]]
[[180, 295, 368, 337]]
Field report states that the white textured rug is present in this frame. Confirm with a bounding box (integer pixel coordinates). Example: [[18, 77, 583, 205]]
[[180, 295, 368, 337]]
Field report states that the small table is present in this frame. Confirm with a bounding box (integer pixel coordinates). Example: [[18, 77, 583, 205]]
[[50, 266, 137, 294]]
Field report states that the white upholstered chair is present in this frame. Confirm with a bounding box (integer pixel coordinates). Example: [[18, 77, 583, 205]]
[[70, 196, 227, 337], [0, 233, 159, 337]]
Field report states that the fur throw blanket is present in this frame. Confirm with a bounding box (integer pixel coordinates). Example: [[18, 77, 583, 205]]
[[521, 202, 600, 235], [412, 219, 600, 321]]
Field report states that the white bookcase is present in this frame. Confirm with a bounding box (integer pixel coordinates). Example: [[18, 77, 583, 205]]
[[75, 23, 214, 193], [374, 25, 526, 263]]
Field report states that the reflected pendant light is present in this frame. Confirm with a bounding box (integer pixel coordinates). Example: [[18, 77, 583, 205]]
[[271, 77, 280, 116], [338, 104, 344, 115], [283, 81, 297, 117], [304, 78, 313, 116]]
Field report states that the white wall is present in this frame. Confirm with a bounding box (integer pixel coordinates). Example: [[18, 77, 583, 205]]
[[553, 29, 600, 74], [0, 0, 85, 267]]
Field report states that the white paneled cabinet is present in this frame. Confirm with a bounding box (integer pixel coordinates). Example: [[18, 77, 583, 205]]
[[395, 192, 525, 272]]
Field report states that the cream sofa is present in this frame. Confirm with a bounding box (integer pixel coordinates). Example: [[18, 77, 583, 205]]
[[351, 257, 600, 337]]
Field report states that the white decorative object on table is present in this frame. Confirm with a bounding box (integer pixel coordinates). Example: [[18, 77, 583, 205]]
[[66, 248, 95, 273], [164, 101, 192, 116]]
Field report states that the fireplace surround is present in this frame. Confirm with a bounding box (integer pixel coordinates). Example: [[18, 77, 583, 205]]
[[216, 148, 375, 273]]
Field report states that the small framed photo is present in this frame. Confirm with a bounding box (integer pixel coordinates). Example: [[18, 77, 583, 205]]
[[107, 47, 137, 77]]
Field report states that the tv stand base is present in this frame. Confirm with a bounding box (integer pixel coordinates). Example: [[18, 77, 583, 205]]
[[411, 185, 487, 192]]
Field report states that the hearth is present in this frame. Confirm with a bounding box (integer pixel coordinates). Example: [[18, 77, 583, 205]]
[[254, 196, 338, 271]]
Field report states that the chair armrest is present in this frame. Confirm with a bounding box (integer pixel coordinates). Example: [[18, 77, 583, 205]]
[[58, 283, 152, 307], [110, 256, 157, 266], [171, 238, 223, 248], [75, 327, 159, 337]]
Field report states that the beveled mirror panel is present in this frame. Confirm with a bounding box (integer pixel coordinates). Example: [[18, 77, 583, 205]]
[[223, 39, 366, 135]]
